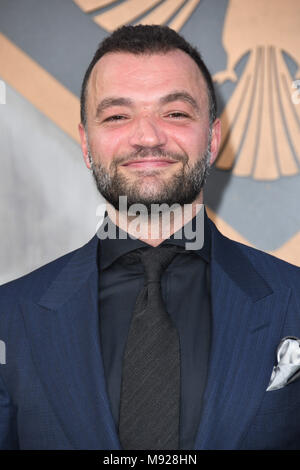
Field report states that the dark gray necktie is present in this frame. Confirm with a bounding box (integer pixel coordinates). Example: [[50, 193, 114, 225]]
[[119, 244, 181, 450]]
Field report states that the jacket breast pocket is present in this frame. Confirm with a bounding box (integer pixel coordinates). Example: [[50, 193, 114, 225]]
[[241, 378, 300, 449], [256, 377, 300, 416]]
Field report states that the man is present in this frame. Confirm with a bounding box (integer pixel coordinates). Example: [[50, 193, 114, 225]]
[[1, 25, 300, 450]]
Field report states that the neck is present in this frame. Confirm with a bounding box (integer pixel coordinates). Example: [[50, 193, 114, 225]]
[[106, 192, 204, 247]]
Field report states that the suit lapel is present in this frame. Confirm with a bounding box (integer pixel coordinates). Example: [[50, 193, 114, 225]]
[[21, 236, 121, 449], [194, 224, 291, 449]]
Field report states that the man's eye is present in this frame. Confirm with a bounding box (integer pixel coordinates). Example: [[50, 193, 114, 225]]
[[104, 115, 127, 122], [166, 112, 189, 119]]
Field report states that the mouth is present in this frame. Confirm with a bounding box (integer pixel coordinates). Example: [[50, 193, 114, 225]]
[[121, 158, 178, 169]]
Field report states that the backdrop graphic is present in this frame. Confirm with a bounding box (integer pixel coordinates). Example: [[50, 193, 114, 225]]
[[0, 0, 299, 284]]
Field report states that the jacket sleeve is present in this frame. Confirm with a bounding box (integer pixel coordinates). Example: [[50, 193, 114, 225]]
[[0, 371, 18, 449]]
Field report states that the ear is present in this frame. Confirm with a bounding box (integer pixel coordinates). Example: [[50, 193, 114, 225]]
[[78, 123, 92, 170], [209, 118, 221, 166]]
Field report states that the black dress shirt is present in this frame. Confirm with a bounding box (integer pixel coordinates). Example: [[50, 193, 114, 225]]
[[97, 209, 211, 449]]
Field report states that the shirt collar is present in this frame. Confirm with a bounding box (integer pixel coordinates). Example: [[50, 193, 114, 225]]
[[98, 206, 211, 270]]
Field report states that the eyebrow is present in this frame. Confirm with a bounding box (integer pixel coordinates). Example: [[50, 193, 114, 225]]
[[159, 91, 200, 112], [95, 91, 200, 118], [95, 97, 134, 118]]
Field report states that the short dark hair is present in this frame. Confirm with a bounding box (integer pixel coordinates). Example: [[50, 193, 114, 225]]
[[80, 24, 217, 127]]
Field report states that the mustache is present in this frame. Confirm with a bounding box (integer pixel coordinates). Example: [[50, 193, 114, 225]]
[[112, 147, 188, 167]]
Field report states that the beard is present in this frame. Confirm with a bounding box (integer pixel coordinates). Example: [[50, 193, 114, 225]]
[[89, 141, 211, 211]]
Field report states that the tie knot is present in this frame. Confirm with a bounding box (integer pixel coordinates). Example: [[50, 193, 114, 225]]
[[139, 244, 181, 284]]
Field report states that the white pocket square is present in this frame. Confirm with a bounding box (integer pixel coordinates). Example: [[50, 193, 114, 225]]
[[266, 337, 300, 391]]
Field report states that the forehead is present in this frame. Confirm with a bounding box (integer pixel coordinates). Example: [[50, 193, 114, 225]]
[[87, 49, 209, 110]]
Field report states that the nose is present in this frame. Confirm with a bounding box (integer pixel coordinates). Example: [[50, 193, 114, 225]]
[[128, 115, 167, 148]]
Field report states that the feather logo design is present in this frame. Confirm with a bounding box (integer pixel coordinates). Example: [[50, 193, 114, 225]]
[[73, 0, 201, 32], [214, 0, 300, 180]]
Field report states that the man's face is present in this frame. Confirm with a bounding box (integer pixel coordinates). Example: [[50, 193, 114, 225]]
[[79, 49, 220, 210]]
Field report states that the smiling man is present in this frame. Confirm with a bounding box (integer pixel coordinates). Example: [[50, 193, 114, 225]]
[[79, 42, 219, 217], [1, 25, 300, 451]]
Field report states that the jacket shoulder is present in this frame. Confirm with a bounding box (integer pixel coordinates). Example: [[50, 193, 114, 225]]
[[225, 232, 300, 286], [0, 238, 94, 306], [208, 218, 300, 288]]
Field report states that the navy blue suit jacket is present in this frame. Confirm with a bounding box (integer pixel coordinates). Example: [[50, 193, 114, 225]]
[[1, 219, 300, 449]]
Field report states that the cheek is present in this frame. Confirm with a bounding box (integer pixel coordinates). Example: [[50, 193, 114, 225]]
[[89, 130, 125, 163], [167, 126, 208, 160]]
